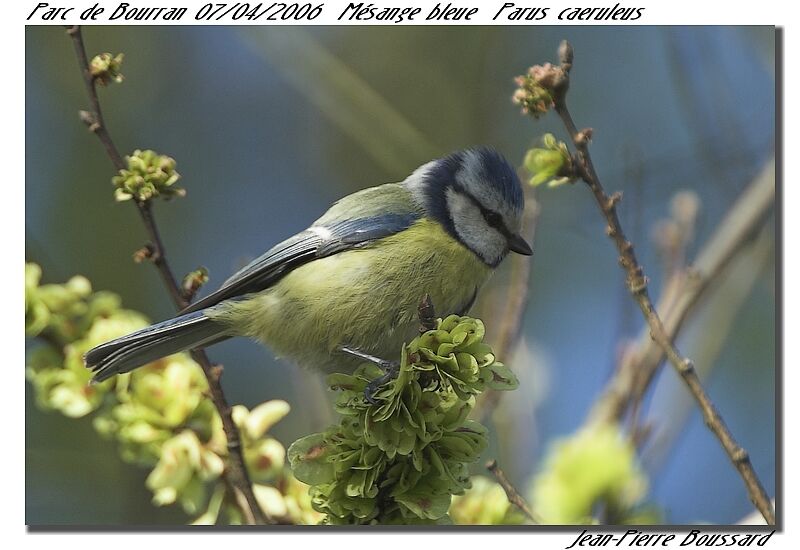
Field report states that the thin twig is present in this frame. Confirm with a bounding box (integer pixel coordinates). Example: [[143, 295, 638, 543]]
[[642, 224, 774, 474], [474, 187, 541, 421], [67, 25, 270, 525], [493, 188, 541, 358], [547, 41, 774, 525], [738, 500, 776, 526], [485, 459, 538, 523], [589, 159, 775, 425]]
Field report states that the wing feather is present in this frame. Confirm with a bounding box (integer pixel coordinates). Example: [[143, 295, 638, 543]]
[[181, 212, 419, 314]]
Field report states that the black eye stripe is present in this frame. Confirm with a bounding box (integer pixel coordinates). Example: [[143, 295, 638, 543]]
[[457, 189, 512, 237]]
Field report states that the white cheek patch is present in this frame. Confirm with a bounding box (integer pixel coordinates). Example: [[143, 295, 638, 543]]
[[446, 188, 506, 266]]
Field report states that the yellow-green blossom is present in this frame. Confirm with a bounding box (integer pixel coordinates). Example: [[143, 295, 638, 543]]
[[112, 149, 183, 202], [89, 52, 124, 85], [289, 314, 519, 525], [531, 423, 648, 524], [146, 430, 225, 514]]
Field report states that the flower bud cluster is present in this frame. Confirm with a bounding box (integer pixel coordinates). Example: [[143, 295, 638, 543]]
[[512, 63, 567, 118], [25, 263, 320, 524], [112, 149, 184, 202], [89, 53, 124, 86], [530, 423, 656, 524], [289, 315, 519, 524]]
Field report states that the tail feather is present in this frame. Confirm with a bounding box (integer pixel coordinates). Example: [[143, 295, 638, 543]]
[[84, 310, 230, 383]]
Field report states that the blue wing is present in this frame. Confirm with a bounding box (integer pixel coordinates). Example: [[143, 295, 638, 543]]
[[181, 212, 420, 314]]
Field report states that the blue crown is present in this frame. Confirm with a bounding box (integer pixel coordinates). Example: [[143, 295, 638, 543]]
[[419, 147, 523, 227]]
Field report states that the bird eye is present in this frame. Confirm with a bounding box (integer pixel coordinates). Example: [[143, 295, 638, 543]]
[[485, 211, 503, 227]]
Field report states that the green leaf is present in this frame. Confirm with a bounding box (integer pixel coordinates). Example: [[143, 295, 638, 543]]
[[288, 433, 335, 486], [482, 361, 519, 391], [395, 491, 452, 520]]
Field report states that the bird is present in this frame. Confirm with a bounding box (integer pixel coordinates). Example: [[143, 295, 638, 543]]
[[84, 147, 532, 394]]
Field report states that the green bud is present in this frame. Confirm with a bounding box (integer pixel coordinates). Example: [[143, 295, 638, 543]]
[[523, 133, 575, 187], [25, 262, 42, 290], [25, 263, 50, 337], [111, 149, 184, 203], [25, 263, 130, 345], [281, 473, 326, 525], [45, 373, 101, 418], [243, 400, 291, 441], [182, 267, 209, 299], [146, 430, 224, 512], [26, 309, 148, 419], [147, 432, 199, 506], [511, 62, 568, 119], [191, 484, 225, 525], [512, 76, 554, 119], [247, 438, 286, 482], [89, 52, 124, 86], [231, 404, 250, 430], [253, 484, 288, 519]]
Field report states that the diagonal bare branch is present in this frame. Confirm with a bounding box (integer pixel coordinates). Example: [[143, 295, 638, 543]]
[[541, 40, 774, 525], [67, 25, 272, 525]]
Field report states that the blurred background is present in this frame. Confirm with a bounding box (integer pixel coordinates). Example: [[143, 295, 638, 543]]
[[25, 25, 776, 525]]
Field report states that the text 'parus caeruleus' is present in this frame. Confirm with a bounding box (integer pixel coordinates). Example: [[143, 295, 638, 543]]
[[85, 147, 532, 388]]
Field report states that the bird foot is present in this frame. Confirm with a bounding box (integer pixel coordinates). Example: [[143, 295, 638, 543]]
[[338, 346, 400, 404]]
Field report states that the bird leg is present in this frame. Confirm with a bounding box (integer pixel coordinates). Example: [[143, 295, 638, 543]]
[[338, 346, 400, 404]]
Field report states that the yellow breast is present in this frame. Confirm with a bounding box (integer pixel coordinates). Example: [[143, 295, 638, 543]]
[[213, 219, 493, 372]]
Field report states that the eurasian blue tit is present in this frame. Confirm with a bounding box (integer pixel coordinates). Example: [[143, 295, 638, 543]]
[[85, 147, 532, 388]]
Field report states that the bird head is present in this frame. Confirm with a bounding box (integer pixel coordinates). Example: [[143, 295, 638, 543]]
[[405, 147, 532, 267]]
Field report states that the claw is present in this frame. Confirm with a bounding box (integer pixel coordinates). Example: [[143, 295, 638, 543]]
[[364, 363, 400, 404], [338, 346, 400, 404]]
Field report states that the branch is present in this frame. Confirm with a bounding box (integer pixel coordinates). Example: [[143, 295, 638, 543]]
[[474, 187, 540, 421], [589, 159, 775, 425], [67, 26, 270, 525], [493, 188, 542, 358], [485, 459, 538, 523], [738, 500, 776, 526], [547, 41, 774, 525]]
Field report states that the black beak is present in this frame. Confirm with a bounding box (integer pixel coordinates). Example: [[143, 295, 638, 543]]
[[508, 233, 533, 256]]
